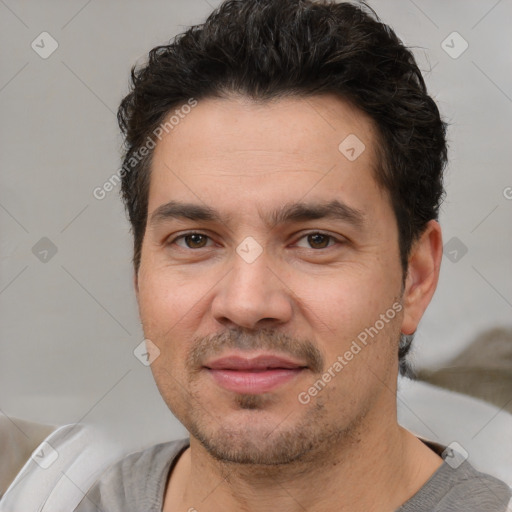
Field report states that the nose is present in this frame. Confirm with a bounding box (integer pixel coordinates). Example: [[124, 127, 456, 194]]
[[211, 249, 294, 330]]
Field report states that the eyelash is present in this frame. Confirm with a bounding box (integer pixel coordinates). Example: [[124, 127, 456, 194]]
[[167, 231, 343, 250]]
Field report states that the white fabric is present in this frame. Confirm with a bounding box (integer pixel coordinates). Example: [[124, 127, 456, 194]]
[[0, 423, 123, 512], [398, 377, 512, 487]]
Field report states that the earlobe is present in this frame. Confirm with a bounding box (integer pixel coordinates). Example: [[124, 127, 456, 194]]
[[401, 220, 443, 335]]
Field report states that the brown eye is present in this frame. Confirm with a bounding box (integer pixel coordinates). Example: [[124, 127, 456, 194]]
[[169, 232, 213, 249], [307, 233, 331, 249], [183, 234, 208, 248], [295, 232, 339, 250]]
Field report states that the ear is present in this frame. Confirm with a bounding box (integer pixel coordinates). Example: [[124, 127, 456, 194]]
[[401, 220, 443, 335]]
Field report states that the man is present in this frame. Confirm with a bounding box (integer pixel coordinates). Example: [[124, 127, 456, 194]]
[[76, 0, 512, 510]]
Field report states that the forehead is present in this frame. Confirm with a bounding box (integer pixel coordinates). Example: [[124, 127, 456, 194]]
[[148, 94, 388, 224]]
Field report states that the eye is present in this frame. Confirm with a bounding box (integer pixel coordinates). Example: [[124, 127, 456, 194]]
[[169, 232, 214, 249], [294, 232, 341, 250], [167, 231, 342, 251]]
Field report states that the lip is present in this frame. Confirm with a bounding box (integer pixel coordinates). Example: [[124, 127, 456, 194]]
[[204, 353, 307, 371], [204, 353, 308, 394]]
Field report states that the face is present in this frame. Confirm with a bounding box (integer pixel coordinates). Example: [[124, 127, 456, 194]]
[[136, 94, 408, 465]]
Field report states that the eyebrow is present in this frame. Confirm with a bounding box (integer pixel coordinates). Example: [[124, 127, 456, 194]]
[[149, 199, 365, 230]]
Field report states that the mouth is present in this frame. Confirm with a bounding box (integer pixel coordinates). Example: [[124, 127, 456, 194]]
[[203, 353, 308, 394]]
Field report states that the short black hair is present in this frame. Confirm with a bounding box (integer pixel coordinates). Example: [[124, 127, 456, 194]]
[[117, 0, 448, 376]]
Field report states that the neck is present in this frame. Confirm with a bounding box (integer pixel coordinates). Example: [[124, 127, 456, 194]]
[[164, 405, 443, 512]]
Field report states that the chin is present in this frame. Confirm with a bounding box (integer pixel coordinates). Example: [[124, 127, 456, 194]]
[[186, 409, 325, 466]]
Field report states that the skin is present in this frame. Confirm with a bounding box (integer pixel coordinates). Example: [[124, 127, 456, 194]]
[[135, 93, 444, 512]]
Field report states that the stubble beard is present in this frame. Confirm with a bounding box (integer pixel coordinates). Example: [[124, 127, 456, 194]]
[[180, 381, 367, 469]]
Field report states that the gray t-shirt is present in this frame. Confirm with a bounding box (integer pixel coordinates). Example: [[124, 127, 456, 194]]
[[74, 438, 511, 512]]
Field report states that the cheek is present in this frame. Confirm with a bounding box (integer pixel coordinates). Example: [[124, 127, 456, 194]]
[[290, 263, 402, 382], [137, 276, 184, 368], [137, 268, 211, 368], [138, 267, 197, 326], [291, 265, 394, 334], [138, 276, 171, 330]]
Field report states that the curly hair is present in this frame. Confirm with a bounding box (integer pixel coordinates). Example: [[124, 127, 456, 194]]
[[117, 0, 448, 376]]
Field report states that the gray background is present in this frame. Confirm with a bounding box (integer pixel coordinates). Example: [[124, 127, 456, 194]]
[[1, 0, 511, 452]]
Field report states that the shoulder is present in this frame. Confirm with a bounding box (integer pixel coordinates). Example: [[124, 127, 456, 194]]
[[400, 457, 512, 512], [74, 437, 190, 512], [438, 462, 512, 511]]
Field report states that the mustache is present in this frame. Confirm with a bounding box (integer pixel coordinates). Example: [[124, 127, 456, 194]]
[[186, 327, 324, 374]]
